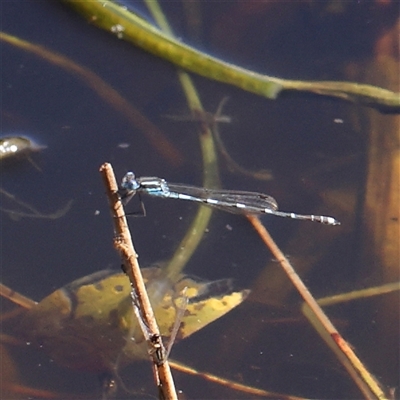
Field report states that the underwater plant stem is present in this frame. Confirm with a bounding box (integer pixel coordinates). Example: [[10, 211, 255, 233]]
[[316, 281, 400, 307], [61, 0, 400, 113], [0, 187, 73, 221], [247, 215, 388, 400], [141, 0, 219, 289], [0, 31, 183, 167], [99, 163, 178, 400]]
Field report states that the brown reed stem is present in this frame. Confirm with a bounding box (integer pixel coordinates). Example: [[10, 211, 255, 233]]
[[247, 215, 387, 400], [99, 162, 177, 400]]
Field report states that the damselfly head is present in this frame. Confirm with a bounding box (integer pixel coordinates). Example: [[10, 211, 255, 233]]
[[121, 172, 140, 191], [119, 172, 141, 205]]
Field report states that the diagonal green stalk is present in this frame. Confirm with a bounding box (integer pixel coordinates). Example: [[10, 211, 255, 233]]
[[62, 0, 399, 113]]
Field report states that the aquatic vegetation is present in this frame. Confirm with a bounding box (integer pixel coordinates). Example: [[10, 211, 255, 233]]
[[0, 135, 72, 220], [0, 187, 73, 221], [63, 0, 400, 113], [1, 0, 398, 397], [2, 266, 248, 373]]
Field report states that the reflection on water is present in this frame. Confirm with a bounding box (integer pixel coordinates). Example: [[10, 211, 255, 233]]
[[1, 0, 399, 398]]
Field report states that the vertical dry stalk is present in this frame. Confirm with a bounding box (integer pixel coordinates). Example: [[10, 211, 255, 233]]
[[99, 162, 177, 400]]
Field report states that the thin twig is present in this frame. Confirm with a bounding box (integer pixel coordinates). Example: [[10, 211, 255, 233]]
[[0, 282, 38, 309], [168, 359, 309, 400], [247, 215, 388, 400], [99, 162, 177, 400]]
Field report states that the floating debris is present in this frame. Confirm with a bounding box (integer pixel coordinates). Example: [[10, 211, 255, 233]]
[[0, 135, 46, 170], [117, 142, 130, 149], [0, 135, 46, 161]]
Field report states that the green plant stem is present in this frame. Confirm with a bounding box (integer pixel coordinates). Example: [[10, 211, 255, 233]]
[[62, 0, 399, 113], [142, 0, 220, 291]]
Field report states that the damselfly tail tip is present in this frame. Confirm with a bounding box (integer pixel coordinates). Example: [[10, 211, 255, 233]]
[[312, 215, 340, 225], [325, 216, 341, 226]]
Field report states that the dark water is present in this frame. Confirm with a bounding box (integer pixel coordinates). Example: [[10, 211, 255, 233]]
[[1, 1, 399, 399]]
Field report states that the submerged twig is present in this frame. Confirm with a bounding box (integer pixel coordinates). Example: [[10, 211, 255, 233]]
[[0, 31, 183, 167], [99, 162, 177, 400], [168, 359, 308, 400], [211, 99, 273, 181], [247, 215, 388, 400], [0, 283, 37, 310], [0, 188, 73, 221], [164, 97, 274, 181]]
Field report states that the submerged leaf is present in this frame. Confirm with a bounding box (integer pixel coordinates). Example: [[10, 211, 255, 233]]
[[20, 267, 248, 372]]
